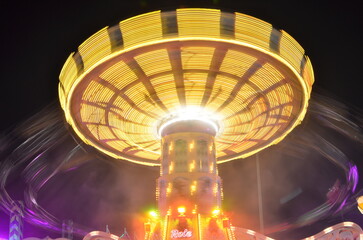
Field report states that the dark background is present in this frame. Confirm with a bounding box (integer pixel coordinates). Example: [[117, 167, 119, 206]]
[[1, 0, 362, 239]]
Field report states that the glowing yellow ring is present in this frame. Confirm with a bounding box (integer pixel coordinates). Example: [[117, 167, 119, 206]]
[[59, 9, 314, 166]]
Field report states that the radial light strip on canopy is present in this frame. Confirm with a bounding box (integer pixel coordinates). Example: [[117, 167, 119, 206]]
[[59, 8, 314, 166]]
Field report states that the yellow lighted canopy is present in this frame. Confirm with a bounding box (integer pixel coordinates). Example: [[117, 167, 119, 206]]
[[59, 9, 314, 166]]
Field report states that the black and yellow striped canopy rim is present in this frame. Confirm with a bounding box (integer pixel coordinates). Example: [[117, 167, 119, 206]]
[[59, 8, 314, 166]]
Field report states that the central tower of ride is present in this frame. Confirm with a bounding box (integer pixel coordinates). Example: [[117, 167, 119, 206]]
[[158, 119, 220, 216], [152, 119, 231, 239]]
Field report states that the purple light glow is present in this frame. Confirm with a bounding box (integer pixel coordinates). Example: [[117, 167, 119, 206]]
[[29, 218, 50, 226], [64, 166, 79, 172], [348, 165, 359, 193], [0, 212, 9, 240], [337, 197, 348, 212]]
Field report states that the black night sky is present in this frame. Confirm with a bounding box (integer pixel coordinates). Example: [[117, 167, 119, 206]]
[[1, 1, 362, 239]]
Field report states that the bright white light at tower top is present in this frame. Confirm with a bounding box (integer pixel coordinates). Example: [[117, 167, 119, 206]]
[[156, 106, 223, 138]]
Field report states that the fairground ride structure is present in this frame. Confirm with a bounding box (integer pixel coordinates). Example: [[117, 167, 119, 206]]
[[59, 8, 362, 240]]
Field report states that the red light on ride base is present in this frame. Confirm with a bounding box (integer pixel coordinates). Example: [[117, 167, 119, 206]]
[[222, 219, 230, 228], [144, 222, 151, 232]]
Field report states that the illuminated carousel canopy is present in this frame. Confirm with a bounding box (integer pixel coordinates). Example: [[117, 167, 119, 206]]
[[59, 8, 314, 166]]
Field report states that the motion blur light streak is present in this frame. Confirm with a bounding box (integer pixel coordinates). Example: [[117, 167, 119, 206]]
[[0, 106, 91, 236], [0, 76, 362, 239]]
